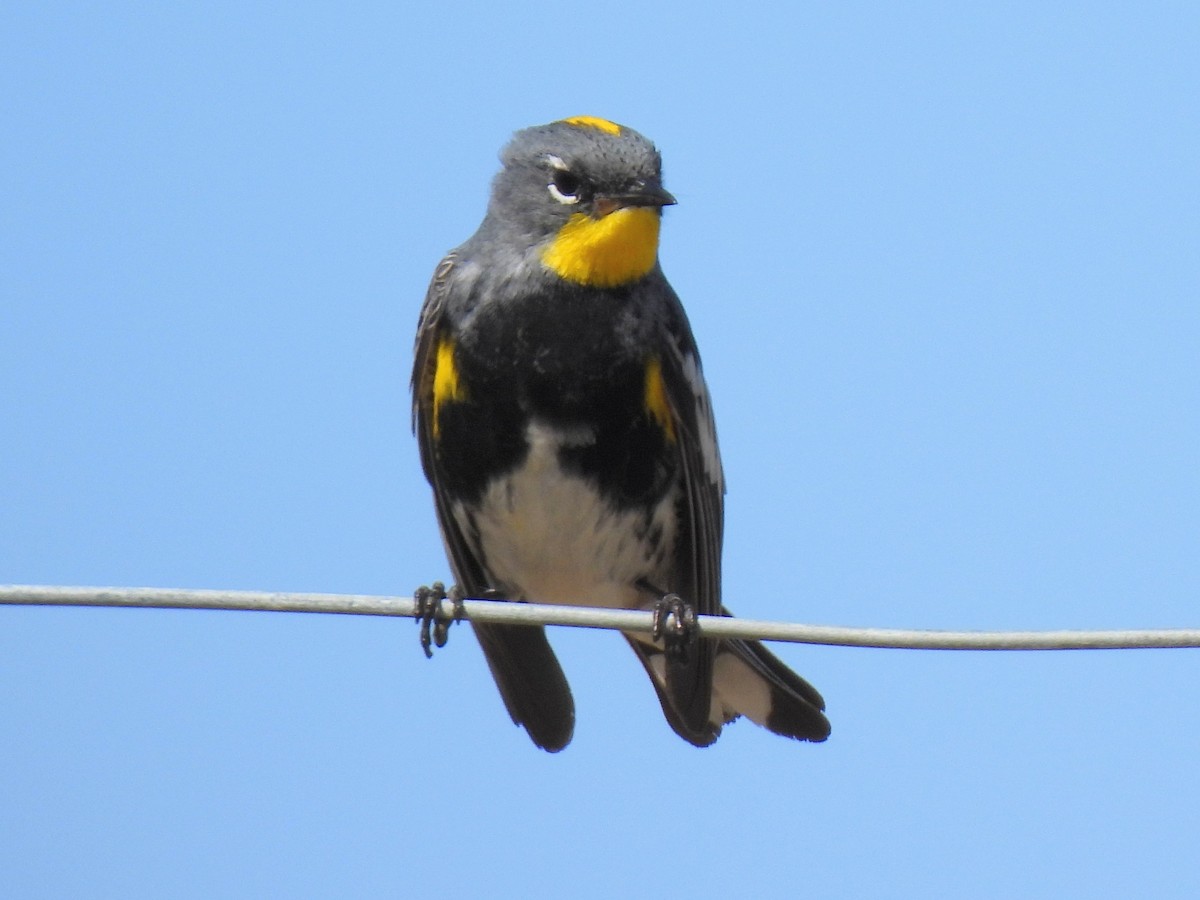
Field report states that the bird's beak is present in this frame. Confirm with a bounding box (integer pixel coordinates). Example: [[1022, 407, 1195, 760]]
[[593, 184, 677, 218]]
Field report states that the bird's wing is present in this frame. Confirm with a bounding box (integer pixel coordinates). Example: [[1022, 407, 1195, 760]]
[[649, 285, 727, 741], [412, 254, 575, 751]]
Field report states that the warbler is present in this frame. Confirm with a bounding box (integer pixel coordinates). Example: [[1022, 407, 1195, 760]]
[[412, 116, 830, 751]]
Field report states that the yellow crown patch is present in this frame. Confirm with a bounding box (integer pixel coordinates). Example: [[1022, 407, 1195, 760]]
[[559, 116, 622, 136]]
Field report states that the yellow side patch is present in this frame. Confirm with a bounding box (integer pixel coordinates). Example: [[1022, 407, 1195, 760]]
[[432, 338, 466, 437], [541, 207, 661, 288], [560, 115, 622, 135], [643, 356, 677, 443]]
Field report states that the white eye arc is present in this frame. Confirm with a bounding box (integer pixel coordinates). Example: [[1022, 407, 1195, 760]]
[[548, 180, 581, 205], [544, 154, 583, 205]]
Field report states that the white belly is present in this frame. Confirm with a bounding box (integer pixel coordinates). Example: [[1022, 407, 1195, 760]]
[[455, 422, 677, 609]]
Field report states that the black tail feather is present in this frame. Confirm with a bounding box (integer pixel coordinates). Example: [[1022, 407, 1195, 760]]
[[473, 622, 575, 752]]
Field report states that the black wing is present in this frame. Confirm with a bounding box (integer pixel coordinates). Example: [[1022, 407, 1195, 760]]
[[648, 284, 830, 745], [648, 283, 727, 743], [411, 254, 575, 752]]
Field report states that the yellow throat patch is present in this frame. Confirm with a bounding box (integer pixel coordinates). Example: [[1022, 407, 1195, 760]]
[[542, 207, 661, 288]]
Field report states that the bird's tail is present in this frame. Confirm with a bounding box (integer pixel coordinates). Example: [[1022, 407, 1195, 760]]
[[625, 631, 830, 745]]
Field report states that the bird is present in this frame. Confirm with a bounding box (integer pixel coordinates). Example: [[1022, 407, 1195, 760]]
[[411, 116, 830, 751]]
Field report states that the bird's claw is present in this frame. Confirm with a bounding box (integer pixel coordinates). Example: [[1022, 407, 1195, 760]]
[[414, 581, 466, 658], [652, 592, 697, 663]]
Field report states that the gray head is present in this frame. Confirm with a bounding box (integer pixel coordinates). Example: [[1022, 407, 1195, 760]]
[[478, 117, 676, 287]]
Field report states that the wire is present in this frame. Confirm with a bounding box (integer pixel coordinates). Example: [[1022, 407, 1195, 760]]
[[3, 584, 1198, 651]]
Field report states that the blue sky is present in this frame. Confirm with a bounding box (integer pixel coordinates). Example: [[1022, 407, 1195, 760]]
[[2, 2, 1198, 897]]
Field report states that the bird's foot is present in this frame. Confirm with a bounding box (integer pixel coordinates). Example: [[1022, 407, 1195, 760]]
[[413, 581, 466, 658], [652, 592, 697, 663]]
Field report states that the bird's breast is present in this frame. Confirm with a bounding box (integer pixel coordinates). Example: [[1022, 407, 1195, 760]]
[[434, 288, 675, 506]]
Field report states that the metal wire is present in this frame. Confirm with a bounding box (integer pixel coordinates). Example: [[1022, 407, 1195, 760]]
[[3, 584, 1199, 651]]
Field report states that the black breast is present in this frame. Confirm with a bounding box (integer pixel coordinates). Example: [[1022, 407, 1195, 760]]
[[436, 286, 676, 507]]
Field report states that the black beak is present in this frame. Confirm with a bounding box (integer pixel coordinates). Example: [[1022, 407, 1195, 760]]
[[593, 184, 676, 217], [633, 183, 677, 207]]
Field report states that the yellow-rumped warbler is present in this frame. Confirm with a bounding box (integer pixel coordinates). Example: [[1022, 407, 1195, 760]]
[[412, 116, 830, 751]]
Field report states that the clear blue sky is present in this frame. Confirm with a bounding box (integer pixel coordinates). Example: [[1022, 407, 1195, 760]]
[[3, 2, 1198, 897]]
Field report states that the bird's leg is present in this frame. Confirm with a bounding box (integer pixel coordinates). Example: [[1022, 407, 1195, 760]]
[[651, 592, 698, 663], [413, 581, 445, 658], [413, 581, 466, 658]]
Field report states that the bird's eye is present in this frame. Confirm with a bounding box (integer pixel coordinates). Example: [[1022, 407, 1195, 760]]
[[547, 169, 583, 205]]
